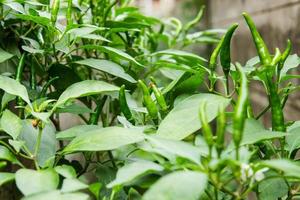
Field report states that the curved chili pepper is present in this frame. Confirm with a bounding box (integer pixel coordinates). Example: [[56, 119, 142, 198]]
[[184, 5, 205, 32], [138, 80, 158, 119], [119, 85, 134, 124], [243, 12, 271, 65], [233, 64, 248, 159], [278, 39, 292, 71], [216, 105, 226, 158], [209, 37, 224, 72], [51, 0, 60, 25], [270, 48, 281, 66], [220, 23, 239, 78], [199, 102, 214, 156], [149, 77, 168, 112], [40, 76, 59, 98]]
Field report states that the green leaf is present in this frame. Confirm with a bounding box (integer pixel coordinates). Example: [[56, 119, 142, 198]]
[[261, 159, 300, 179], [3, 2, 25, 13], [99, 46, 143, 67], [1, 109, 22, 139], [16, 168, 59, 196], [286, 125, 300, 154], [9, 139, 25, 153], [19, 120, 57, 167], [0, 48, 14, 63], [1, 92, 15, 110], [62, 127, 145, 154], [0, 172, 15, 186], [67, 26, 110, 42], [56, 103, 93, 114], [258, 176, 288, 200], [53, 80, 119, 109], [146, 136, 207, 164], [75, 59, 136, 83], [56, 125, 100, 140], [281, 54, 300, 77], [0, 145, 20, 165], [107, 160, 164, 188], [77, 45, 143, 67], [0, 75, 32, 108], [153, 49, 207, 64], [22, 46, 44, 54], [157, 94, 230, 140], [22, 190, 90, 200], [89, 183, 102, 200], [228, 119, 289, 147], [14, 14, 51, 27], [143, 171, 207, 200], [61, 178, 88, 193], [241, 130, 288, 146], [54, 165, 77, 178]]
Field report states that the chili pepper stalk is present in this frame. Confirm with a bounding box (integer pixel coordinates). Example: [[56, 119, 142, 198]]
[[216, 106, 226, 158], [16, 54, 26, 118], [199, 102, 214, 158]]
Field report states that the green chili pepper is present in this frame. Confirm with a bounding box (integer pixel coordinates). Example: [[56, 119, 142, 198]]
[[89, 96, 107, 125], [243, 12, 272, 65], [138, 80, 158, 119], [184, 5, 205, 32], [67, 0, 72, 26], [233, 64, 248, 159], [220, 23, 239, 78], [278, 39, 292, 71], [216, 105, 226, 157], [30, 64, 36, 90], [199, 102, 214, 153], [51, 0, 60, 25], [270, 48, 281, 66], [16, 54, 25, 82], [209, 37, 224, 72], [40, 76, 59, 98], [119, 85, 134, 124], [150, 77, 168, 112], [267, 77, 285, 132]]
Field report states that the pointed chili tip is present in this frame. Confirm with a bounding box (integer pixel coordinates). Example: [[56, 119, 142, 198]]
[[242, 12, 248, 17], [232, 23, 239, 28]]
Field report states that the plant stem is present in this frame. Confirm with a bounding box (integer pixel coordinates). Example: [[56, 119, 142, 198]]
[[33, 127, 43, 170]]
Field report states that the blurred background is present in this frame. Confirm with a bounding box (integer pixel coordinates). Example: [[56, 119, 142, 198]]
[[136, 0, 300, 125]]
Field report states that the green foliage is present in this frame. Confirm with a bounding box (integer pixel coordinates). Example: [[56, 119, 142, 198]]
[[0, 0, 300, 199]]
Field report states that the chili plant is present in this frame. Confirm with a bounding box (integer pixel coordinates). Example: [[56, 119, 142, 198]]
[[0, 0, 300, 200]]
